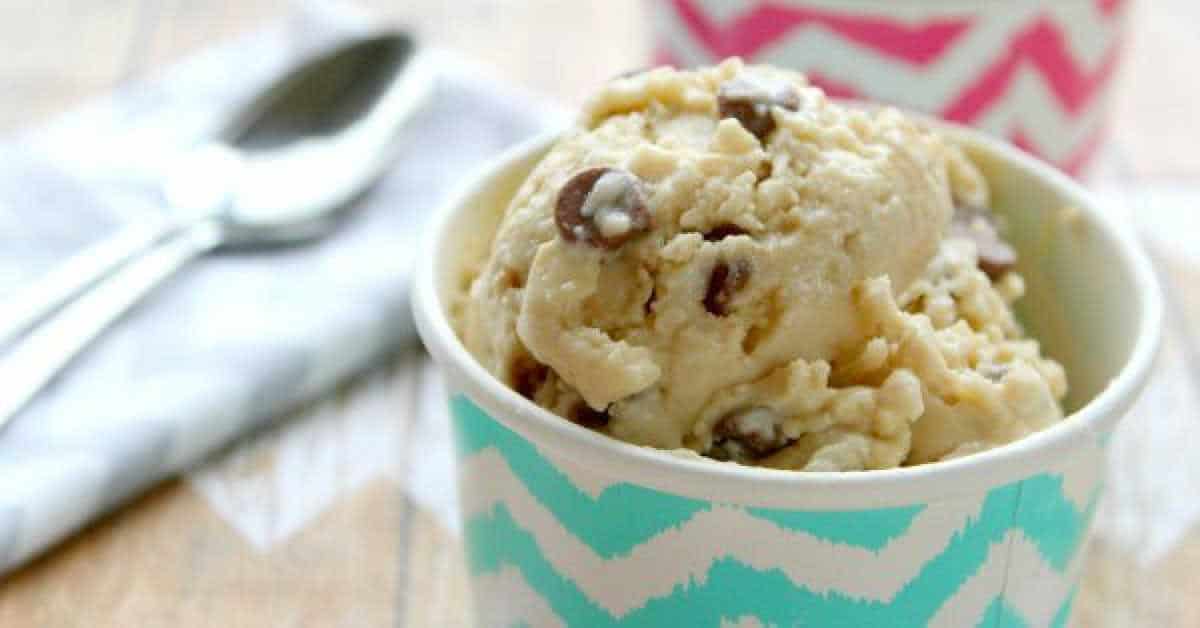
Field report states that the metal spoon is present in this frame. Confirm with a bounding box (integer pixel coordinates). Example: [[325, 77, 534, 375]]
[[0, 32, 429, 427]]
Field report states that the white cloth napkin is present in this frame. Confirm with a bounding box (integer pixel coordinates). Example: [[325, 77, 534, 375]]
[[0, 5, 559, 573]]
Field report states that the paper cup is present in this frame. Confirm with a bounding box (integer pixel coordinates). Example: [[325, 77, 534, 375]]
[[647, 0, 1129, 178], [413, 126, 1160, 626]]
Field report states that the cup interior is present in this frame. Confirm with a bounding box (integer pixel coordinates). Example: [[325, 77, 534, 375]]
[[961, 141, 1144, 413], [417, 126, 1160, 506]]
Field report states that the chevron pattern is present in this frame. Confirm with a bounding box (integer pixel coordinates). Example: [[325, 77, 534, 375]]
[[450, 396, 1102, 627], [667, 0, 972, 64], [650, 0, 1128, 176]]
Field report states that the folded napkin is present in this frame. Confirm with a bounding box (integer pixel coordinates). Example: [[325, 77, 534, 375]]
[[0, 5, 559, 573]]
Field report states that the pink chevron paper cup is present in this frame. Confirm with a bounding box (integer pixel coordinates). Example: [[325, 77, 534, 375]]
[[413, 122, 1160, 626], [648, 0, 1130, 178]]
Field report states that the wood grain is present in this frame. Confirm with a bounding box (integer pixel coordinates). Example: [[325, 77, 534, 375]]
[[0, 1, 1198, 627], [0, 478, 403, 628], [402, 508, 472, 628]]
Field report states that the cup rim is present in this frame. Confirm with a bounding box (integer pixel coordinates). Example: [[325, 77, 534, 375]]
[[413, 122, 1162, 508]]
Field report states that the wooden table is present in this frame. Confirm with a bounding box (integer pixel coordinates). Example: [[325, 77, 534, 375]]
[[1, 1, 1199, 626]]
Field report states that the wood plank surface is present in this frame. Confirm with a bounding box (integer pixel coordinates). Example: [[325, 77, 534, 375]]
[[0, 1, 1198, 627]]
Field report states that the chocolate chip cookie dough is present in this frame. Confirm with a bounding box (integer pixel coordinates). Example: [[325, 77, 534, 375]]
[[458, 59, 1067, 471]]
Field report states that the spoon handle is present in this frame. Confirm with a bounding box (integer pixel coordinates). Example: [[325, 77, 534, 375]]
[[0, 216, 185, 348], [0, 222, 222, 430]]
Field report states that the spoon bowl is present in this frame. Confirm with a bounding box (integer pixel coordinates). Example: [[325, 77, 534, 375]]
[[224, 32, 416, 151], [0, 31, 430, 427], [163, 31, 427, 249]]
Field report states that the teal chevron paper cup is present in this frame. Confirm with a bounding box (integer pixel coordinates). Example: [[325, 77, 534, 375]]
[[413, 126, 1160, 627]]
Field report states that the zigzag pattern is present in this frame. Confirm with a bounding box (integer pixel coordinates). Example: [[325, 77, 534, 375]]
[[995, 533, 1087, 628], [925, 528, 1011, 626], [454, 396, 710, 558], [454, 396, 925, 555], [452, 397, 1096, 626], [745, 502, 924, 552], [666, 0, 1117, 122], [980, 586, 1077, 628], [965, 60, 1112, 171], [657, 0, 1123, 175], [941, 16, 1122, 123], [1012, 123, 1107, 177], [461, 450, 984, 612], [669, 0, 972, 65]]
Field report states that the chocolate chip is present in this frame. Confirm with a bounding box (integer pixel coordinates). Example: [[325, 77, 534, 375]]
[[556, 167, 651, 249], [703, 259, 752, 316], [718, 77, 801, 141], [714, 407, 786, 458], [569, 402, 611, 430], [644, 286, 657, 316], [500, 268, 523, 289], [512, 358, 549, 400], [702, 223, 748, 241], [952, 206, 1017, 280]]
